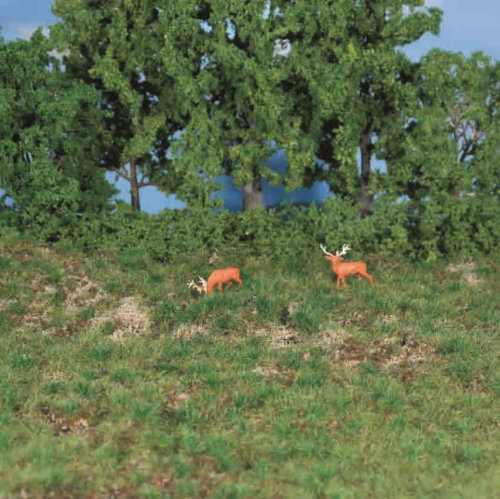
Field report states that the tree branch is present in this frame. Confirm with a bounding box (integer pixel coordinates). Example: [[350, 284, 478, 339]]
[[110, 166, 130, 181]]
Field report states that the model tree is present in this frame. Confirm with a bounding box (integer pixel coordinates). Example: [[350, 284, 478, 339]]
[[0, 29, 115, 240], [382, 49, 500, 256], [285, 0, 442, 217], [172, 0, 327, 210], [51, 0, 205, 211]]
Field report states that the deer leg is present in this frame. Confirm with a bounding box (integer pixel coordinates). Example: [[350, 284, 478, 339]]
[[225, 281, 233, 288], [236, 277, 242, 287], [217, 283, 223, 292], [359, 271, 374, 285]]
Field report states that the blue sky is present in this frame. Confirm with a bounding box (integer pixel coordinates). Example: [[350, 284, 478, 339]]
[[2, 0, 500, 212]]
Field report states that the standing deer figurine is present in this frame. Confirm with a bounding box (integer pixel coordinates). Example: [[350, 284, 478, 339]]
[[320, 244, 374, 288], [187, 267, 242, 295]]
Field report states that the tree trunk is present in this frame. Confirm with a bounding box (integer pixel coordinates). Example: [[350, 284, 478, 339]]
[[358, 126, 374, 218], [243, 174, 264, 211], [129, 159, 141, 211]]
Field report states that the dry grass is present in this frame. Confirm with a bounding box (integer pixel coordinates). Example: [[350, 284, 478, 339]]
[[446, 260, 483, 286], [90, 296, 151, 342]]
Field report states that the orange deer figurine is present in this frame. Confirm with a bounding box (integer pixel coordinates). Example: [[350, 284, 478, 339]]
[[187, 267, 242, 295], [321, 244, 374, 288]]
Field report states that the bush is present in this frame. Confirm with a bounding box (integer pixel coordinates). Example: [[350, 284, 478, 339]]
[[4, 192, 499, 262], [405, 195, 500, 261], [62, 198, 415, 261]]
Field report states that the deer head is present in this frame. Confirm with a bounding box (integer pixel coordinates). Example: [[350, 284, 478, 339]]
[[187, 276, 208, 294]]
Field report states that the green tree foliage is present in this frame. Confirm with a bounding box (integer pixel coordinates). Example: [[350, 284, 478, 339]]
[[382, 49, 500, 258], [2, 4, 500, 260], [0, 29, 115, 240], [286, 0, 442, 217], [51, 0, 203, 211], [172, 0, 326, 210]]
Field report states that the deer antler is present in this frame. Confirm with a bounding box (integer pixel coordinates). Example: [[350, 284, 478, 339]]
[[198, 276, 208, 293], [337, 244, 351, 257], [187, 279, 198, 290], [188, 278, 206, 293], [320, 244, 334, 257], [321, 244, 351, 257]]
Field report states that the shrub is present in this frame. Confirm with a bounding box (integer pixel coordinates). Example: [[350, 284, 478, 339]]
[[5, 192, 499, 262]]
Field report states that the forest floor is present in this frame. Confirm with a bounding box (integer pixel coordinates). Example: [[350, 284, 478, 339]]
[[1, 228, 500, 497]]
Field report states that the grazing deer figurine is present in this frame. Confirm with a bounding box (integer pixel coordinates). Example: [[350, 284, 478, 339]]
[[187, 267, 242, 295], [320, 244, 374, 288]]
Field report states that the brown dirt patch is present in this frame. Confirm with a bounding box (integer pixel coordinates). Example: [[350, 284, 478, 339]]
[[383, 336, 434, 369], [47, 413, 90, 437], [0, 299, 14, 311], [151, 474, 174, 490], [335, 338, 393, 367], [28, 273, 57, 294], [66, 276, 108, 311], [24, 301, 52, 328], [315, 330, 348, 349], [91, 296, 151, 342], [173, 323, 209, 341], [103, 484, 140, 499], [446, 260, 482, 286], [162, 391, 193, 417], [254, 325, 299, 347], [331, 335, 434, 371], [341, 312, 369, 327]]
